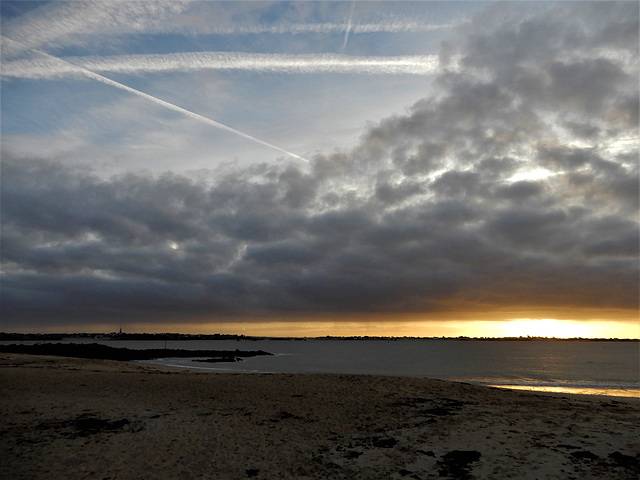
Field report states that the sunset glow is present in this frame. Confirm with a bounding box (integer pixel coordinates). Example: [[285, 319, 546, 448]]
[[20, 316, 636, 340], [487, 319, 639, 339], [198, 319, 639, 339]]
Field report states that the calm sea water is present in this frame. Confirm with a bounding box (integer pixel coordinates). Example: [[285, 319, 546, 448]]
[[7, 338, 637, 398]]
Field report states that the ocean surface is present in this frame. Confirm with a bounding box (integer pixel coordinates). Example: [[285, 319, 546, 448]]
[[5, 338, 638, 398]]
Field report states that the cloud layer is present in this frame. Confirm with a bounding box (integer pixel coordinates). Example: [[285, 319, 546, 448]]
[[1, 1, 191, 57], [1, 2, 638, 329], [0, 0, 456, 57]]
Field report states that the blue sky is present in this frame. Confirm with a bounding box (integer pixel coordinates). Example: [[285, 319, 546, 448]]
[[1, 1, 638, 337], [2, 1, 482, 175]]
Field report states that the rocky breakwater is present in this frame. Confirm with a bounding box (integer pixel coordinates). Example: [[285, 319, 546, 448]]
[[0, 343, 273, 362]]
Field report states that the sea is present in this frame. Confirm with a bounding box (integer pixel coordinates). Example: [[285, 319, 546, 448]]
[[4, 337, 638, 398]]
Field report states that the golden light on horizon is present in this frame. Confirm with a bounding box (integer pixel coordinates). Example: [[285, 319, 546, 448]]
[[15, 314, 639, 339], [189, 317, 639, 339], [495, 319, 598, 338]]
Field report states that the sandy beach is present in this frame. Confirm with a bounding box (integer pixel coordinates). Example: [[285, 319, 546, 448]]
[[1, 354, 638, 479]]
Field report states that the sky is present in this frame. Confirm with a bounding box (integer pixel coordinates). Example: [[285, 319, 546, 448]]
[[1, 1, 638, 338]]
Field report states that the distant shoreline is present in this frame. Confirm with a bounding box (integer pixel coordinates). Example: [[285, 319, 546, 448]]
[[1, 332, 638, 342]]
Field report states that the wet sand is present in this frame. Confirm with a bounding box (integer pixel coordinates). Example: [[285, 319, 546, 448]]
[[1, 353, 638, 479]]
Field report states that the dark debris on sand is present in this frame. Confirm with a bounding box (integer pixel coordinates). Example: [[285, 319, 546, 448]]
[[36, 414, 139, 439], [436, 450, 482, 479], [569, 449, 640, 479]]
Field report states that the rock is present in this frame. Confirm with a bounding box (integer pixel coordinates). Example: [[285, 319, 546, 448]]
[[0, 343, 272, 361], [609, 452, 640, 472], [424, 407, 455, 416], [417, 450, 435, 457], [344, 450, 362, 459], [570, 450, 599, 461], [37, 415, 132, 438], [437, 450, 481, 478], [73, 417, 130, 436], [373, 437, 398, 448], [192, 357, 242, 363]]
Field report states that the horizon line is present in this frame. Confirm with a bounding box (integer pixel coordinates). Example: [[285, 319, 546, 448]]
[[1, 331, 638, 341]]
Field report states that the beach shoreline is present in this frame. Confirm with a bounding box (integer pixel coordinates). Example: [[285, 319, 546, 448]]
[[1, 353, 638, 479]]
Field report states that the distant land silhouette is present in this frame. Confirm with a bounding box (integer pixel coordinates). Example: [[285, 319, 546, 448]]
[[0, 332, 637, 342]]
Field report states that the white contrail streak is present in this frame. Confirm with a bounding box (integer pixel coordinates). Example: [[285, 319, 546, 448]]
[[34, 51, 308, 163], [2, 0, 456, 57], [341, 1, 357, 53], [3, 51, 443, 79]]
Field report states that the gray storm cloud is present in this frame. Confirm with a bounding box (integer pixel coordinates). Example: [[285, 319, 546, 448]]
[[1, 2, 638, 328]]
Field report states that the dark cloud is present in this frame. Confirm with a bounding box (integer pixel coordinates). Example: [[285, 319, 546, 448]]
[[1, 2, 638, 329]]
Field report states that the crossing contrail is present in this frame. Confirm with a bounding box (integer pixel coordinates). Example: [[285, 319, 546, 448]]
[[35, 50, 309, 163], [341, 1, 357, 53]]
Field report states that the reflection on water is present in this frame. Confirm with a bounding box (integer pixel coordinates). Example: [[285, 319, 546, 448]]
[[3, 338, 638, 398], [133, 339, 640, 399], [487, 384, 640, 399]]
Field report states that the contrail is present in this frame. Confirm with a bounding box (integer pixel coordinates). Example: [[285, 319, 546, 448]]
[[4, 51, 442, 78], [34, 50, 309, 163], [341, 1, 357, 53]]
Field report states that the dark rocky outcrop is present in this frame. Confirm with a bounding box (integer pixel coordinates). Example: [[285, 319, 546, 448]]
[[192, 356, 244, 363], [0, 343, 272, 361], [608, 451, 640, 472], [571, 450, 600, 461]]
